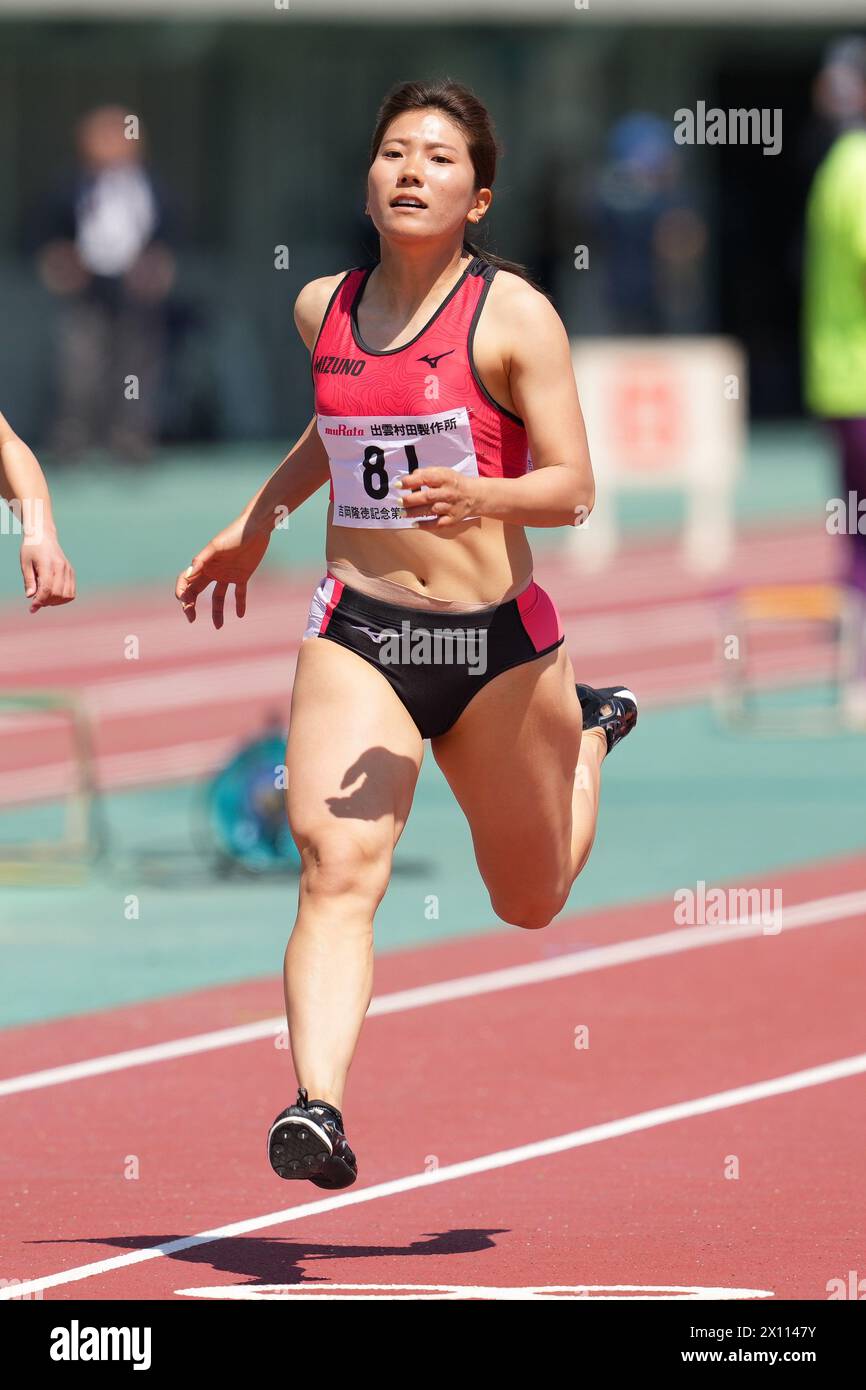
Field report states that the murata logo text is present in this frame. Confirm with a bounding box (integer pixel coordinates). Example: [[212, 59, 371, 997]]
[[314, 355, 366, 376], [50, 1320, 152, 1370], [323, 423, 365, 436]]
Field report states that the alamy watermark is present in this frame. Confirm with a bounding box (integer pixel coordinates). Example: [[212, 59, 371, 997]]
[[826, 492, 866, 535], [674, 880, 782, 934], [674, 102, 782, 157], [1, 498, 45, 542], [50, 1321, 151, 1369], [358, 619, 488, 675]]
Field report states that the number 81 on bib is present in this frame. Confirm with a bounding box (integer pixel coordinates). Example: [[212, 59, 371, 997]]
[[317, 405, 480, 529]]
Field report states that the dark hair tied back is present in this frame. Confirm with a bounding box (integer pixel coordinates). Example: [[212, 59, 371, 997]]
[[369, 78, 541, 288]]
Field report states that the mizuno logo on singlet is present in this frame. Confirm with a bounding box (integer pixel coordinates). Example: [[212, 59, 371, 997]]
[[314, 355, 366, 376], [418, 349, 455, 368]]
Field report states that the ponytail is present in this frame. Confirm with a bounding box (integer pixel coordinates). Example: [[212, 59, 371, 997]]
[[462, 237, 549, 298]]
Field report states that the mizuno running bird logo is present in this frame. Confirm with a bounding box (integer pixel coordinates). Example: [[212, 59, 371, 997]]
[[418, 349, 455, 369], [349, 624, 392, 644]]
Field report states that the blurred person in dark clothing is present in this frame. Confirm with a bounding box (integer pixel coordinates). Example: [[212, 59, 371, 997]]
[[34, 105, 176, 461], [593, 112, 708, 335], [802, 38, 866, 721]]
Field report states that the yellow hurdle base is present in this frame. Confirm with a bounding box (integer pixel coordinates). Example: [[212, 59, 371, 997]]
[[715, 583, 864, 736], [0, 859, 91, 886]]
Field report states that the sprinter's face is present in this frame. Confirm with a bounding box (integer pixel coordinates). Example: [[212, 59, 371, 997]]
[[367, 109, 491, 244]]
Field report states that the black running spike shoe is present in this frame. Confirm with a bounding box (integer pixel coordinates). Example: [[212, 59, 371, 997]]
[[575, 683, 638, 755], [267, 1087, 358, 1189]]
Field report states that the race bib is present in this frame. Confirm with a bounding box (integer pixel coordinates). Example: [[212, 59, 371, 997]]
[[317, 406, 480, 528]]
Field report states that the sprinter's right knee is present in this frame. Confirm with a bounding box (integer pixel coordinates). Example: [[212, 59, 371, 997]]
[[295, 825, 392, 906]]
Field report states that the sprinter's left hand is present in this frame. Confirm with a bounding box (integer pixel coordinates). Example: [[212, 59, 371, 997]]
[[394, 467, 481, 527]]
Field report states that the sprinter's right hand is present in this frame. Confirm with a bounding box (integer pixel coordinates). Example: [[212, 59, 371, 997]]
[[175, 518, 270, 629]]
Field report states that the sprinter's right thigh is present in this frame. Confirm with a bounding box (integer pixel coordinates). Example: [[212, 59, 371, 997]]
[[285, 636, 425, 902]]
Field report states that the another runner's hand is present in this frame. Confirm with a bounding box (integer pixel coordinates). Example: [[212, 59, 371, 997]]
[[175, 518, 270, 629], [395, 467, 481, 527], [20, 534, 76, 613]]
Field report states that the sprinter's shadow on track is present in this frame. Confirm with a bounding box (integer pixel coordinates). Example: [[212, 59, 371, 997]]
[[37, 1228, 512, 1289]]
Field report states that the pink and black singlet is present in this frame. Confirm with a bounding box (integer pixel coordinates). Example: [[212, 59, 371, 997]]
[[303, 255, 565, 740], [312, 255, 531, 527]]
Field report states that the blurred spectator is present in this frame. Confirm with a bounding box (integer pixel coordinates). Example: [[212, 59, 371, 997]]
[[32, 105, 176, 461], [591, 112, 708, 335], [802, 38, 866, 716]]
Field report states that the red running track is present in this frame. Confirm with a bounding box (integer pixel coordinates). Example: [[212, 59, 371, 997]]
[[1, 851, 864, 1301]]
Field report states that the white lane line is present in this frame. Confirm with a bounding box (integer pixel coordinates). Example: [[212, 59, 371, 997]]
[[174, 1282, 775, 1301], [1, 888, 863, 1099], [2, 1049, 864, 1301]]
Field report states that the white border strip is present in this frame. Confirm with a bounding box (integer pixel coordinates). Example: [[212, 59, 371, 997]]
[[1, 887, 864, 1098], [2, 1050, 864, 1301], [0, 1, 861, 22]]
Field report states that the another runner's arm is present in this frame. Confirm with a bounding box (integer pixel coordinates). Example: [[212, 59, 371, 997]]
[[477, 282, 595, 528], [237, 276, 342, 536], [0, 410, 76, 610], [0, 410, 58, 535]]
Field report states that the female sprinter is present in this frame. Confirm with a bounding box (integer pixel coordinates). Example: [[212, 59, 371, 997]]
[[175, 80, 637, 1190]]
